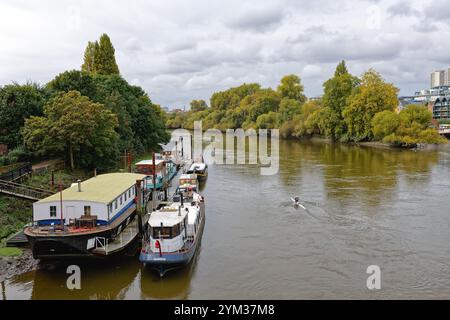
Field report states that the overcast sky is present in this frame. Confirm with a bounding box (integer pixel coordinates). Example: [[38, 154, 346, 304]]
[[0, 0, 449, 109]]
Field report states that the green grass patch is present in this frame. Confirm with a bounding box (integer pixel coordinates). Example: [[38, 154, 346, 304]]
[[0, 246, 23, 257]]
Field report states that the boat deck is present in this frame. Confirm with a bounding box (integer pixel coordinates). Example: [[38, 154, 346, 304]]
[[92, 218, 139, 256]]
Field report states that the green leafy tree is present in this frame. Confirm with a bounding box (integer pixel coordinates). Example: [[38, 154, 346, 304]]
[[305, 107, 341, 139], [81, 41, 96, 73], [322, 61, 359, 139], [0, 83, 46, 149], [256, 111, 279, 129], [371, 110, 400, 140], [46, 70, 96, 98], [81, 34, 120, 75], [277, 74, 306, 103], [378, 105, 446, 147], [22, 91, 119, 170], [278, 98, 302, 123], [342, 69, 399, 142]]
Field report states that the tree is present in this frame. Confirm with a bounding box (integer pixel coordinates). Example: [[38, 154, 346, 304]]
[[342, 69, 399, 142], [305, 107, 341, 139], [322, 61, 359, 139], [81, 41, 96, 73], [22, 91, 119, 170], [0, 83, 45, 149], [190, 100, 208, 112], [47, 70, 96, 98], [371, 110, 400, 140], [377, 105, 446, 147], [94, 34, 120, 75], [81, 34, 120, 75], [277, 75, 306, 103], [278, 98, 302, 123], [256, 111, 279, 129]]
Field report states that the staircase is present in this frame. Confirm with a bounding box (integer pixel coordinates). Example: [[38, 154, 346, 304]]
[[0, 179, 54, 201]]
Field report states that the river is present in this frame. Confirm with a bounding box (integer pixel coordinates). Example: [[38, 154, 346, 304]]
[[2, 139, 450, 299]]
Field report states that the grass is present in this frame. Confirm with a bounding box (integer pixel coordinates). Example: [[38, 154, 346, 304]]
[[0, 246, 22, 257]]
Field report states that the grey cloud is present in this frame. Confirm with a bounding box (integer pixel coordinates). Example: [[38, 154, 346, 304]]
[[387, 2, 420, 17], [225, 7, 285, 32]]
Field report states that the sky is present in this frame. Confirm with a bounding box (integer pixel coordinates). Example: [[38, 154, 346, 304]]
[[1, 0, 449, 109]]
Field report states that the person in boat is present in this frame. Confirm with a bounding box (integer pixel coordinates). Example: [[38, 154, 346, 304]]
[[293, 196, 300, 205]]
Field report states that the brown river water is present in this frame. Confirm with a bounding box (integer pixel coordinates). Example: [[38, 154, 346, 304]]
[[2, 139, 450, 299]]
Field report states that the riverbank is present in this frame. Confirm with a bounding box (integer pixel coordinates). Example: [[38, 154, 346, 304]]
[[0, 248, 38, 282]]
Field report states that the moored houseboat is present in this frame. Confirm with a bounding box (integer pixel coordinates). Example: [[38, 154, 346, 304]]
[[24, 173, 147, 259], [139, 189, 205, 277]]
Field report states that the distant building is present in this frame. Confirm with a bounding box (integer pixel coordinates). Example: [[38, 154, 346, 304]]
[[431, 70, 446, 88], [399, 85, 450, 121]]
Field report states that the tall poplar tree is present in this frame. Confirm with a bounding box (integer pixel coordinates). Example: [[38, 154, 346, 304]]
[[81, 34, 120, 75]]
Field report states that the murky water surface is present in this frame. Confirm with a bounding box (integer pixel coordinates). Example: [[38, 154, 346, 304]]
[[3, 140, 450, 299]]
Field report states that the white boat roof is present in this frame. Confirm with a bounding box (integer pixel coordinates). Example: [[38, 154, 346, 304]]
[[148, 195, 201, 227], [148, 204, 186, 227], [36, 173, 146, 204], [135, 159, 164, 166], [188, 162, 206, 171]]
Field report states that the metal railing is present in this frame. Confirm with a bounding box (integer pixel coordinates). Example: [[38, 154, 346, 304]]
[[0, 162, 32, 181], [0, 179, 54, 201]]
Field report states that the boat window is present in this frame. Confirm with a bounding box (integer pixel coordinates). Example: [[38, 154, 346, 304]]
[[115, 200, 118, 210], [120, 196, 123, 205], [152, 224, 181, 239], [108, 204, 112, 213], [128, 189, 131, 198], [84, 206, 91, 216], [152, 227, 172, 239], [124, 192, 127, 201], [50, 206, 57, 217]]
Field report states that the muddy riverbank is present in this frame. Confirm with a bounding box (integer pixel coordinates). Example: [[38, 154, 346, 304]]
[[0, 248, 38, 282]]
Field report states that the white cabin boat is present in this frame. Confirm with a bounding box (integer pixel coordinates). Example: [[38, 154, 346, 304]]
[[139, 190, 205, 277]]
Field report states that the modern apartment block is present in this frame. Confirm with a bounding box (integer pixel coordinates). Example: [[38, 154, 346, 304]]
[[431, 70, 446, 88]]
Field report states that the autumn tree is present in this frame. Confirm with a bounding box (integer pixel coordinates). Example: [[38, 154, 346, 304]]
[[190, 99, 208, 112], [342, 69, 399, 142], [277, 74, 306, 104]]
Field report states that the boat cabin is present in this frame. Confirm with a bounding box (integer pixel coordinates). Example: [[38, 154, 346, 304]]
[[135, 159, 165, 176], [178, 173, 199, 192], [32, 173, 146, 227]]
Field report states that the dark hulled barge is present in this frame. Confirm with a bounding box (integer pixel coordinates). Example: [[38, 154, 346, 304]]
[[24, 173, 147, 259]]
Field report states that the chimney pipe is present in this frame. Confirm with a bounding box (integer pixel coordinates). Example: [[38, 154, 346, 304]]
[[77, 179, 81, 192]]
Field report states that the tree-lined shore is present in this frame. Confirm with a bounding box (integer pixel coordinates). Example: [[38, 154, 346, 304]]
[[167, 61, 447, 148]]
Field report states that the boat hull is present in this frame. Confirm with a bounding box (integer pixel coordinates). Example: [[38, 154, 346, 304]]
[[25, 210, 138, 259]]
